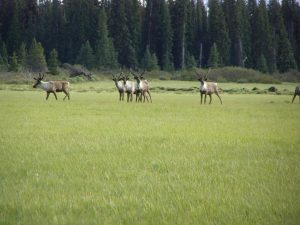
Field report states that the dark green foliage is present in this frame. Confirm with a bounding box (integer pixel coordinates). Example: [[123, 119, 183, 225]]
[[208, 43, 220, 68], [26, 39, 48, 72], [0, 0, 299, 73], [17, 42, 27, 69], [208, 0, 230, 65], [0, 42, 9, 68], [257, 54, 268, 73], [185, 53, 197, 69], [9, 52, 19, 72], [76, 41, 94, 70], [141, 46, 159, 71], [48, 49, 59, 75]]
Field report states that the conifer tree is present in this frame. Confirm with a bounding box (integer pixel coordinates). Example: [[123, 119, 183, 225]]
[[208, 0, 230, 66], [159, 0, 173, 70], [6, 1, 21, 55], [26, 39, 48, 72], [95, 8, 118, 69], [142, 45, 159, 71], [253, 0, 276, 73], [195, 0, 208, 68], [48, 49, 59, 75], [269, 0, 296, 72], [257, 54, 268, 73], [208, 43, 220, 68], [0, 42, 9, 69], [17, 42, 27, 70], [9, 52, 19, 72], [76, 41, 94, 70], [110, 0, 137, 68]]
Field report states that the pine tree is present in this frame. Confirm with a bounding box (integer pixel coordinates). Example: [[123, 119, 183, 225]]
[[186, 53, 197, 69], [141, 45, 159, 71], [6, 0, 21, 55], [76, 41, 94, 69], [17, 42, 27, 70], [170, 0, 188, 69], [48, 49, 59, 75], [208, 43, 220, 68], [95, 8, 118, 69], [159, 0, 173, 70], [253, 0, 276, 73], [236, 0, 251, 68], [208, 0, 230, 66], [110, 0, 137, 68], [0, 42, 9, 69], [195, 0, 208, 68], [269, 0, 296, 72], [9, 52, 19, 72], [257, 54, 268, 73], [26, 38, 48, 72]]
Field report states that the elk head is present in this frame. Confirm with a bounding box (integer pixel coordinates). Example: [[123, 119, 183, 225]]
[[33, 73, 44, 88], [112, 72, 123, 82], [130, 69, 145, 80]]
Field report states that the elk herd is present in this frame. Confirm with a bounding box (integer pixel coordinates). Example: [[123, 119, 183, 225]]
[[32, 72, 300, 104]]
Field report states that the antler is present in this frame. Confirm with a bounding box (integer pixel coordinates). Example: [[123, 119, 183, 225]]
[[130, 68, 138, 77], [139, 70, 145, 79]]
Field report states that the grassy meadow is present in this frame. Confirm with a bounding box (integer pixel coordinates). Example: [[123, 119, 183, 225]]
[[0, 80, 300, 225]]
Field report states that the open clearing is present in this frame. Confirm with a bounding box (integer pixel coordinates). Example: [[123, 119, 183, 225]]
[[0, 82, 299, 225]]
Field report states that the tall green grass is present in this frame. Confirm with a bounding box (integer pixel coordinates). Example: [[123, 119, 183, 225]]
[[0, 89, 299, 225]]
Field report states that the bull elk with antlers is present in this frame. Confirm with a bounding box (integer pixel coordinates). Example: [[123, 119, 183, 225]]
[[33, 73, 70, 100], [112, 72, 125, 101], [131, 70, 152, 103], [196, 69, 222, 104], [120, 73, 139, 102]]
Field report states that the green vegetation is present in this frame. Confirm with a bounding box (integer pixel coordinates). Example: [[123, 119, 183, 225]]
[[0, 86, 299, 225]]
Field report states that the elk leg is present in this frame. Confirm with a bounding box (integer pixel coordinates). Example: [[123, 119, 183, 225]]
[[130, 93, 133, 102], [53, 92, 58, 100], [147, 91, 152, 103], [135, 93, 138, 102], [63, 90, 69, 101], [216, 92, 222, 104], [292, 94, 296, 103], [200, 93, 203, 104], [209, 95, 212, 104], [204, 94, 207, 104], [144, 92, 149, 103], [46, 92, 50, 100]]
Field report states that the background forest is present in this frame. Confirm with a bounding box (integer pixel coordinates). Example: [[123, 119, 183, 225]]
[[0, 0, 300, 75]]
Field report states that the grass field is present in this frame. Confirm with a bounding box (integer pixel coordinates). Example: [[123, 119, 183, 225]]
[[0, 81, 300, 225]]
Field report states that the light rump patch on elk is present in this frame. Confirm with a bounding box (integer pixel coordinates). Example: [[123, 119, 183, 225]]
[[291, 85, 300, 103], [112, 72, 125, 101], [196, 70, 222, 104], [33, 73, 70, 100]]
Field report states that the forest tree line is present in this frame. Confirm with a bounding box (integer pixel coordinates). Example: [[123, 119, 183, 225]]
[[0, 0, 300, 74]]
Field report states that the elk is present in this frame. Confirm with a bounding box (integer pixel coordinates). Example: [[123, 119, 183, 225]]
[[131, 70, 152, 103], [112, 72, 125, 101], [197, 70, 222, 104], [33, 73, 70, 100], [291, 85, 300, 103], [120, 73, 139, 102]]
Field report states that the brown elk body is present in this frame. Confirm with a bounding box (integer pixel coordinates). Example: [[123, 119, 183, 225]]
[[197, 74, 222, 104], [291, 85, 300, 103], [33, 73, 70, 100], [131, 71, 152, 103]]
